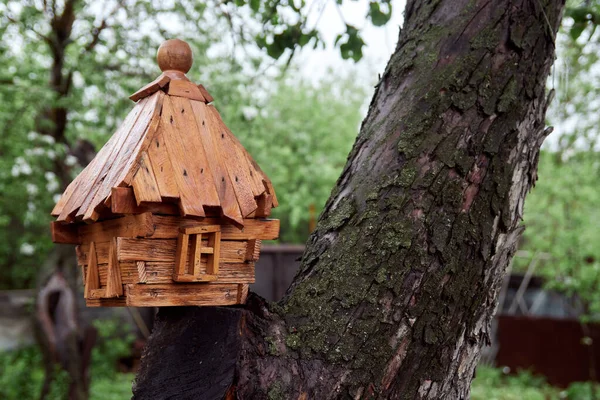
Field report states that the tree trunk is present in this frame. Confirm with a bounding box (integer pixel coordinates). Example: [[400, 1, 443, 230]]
[[134, 0, 565, 398]]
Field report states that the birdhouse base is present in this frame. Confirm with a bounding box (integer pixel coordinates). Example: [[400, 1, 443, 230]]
[[85, 283, 248, 307]]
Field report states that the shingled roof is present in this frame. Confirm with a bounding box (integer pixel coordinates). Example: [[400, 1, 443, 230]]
[[52, 39, 277, 227]]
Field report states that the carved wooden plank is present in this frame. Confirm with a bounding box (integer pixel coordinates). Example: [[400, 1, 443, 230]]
[[77, 242, 109, 265], [204, 105, 258, 218], [132, 151, 162, 205], [174, 233, 189, 278], [78, 212, 155, 243], [125, 283, 240, 307], [145, 261, 255, 284], [84, 242, 99, 298], [206, 105, 265, 198], [64, 96, 150, 221], [121, 92, 166, 186], [173, 274, 218, 283], [50, 222, 80, 244], [207, 231, 221, 275], [78, 238, 247, 265], [105, 238, 123, 297], [110, 187, 179, 215], [137, 261, 147, 283], [151, 215, 279, 240], [147, 128, 179, 199], [129, 73, 170, 102], [161, 96, 219, 217], [85, 262, 137, 286], [237, 284, 249, 304], [86, 297, 127, 307], [255, 193, 273, 218], [181, 225, 221, 235], [87, 261, 254, 285], [56, 98, 148, 221], [82, 92, 164, 221], [88, 288, 107, 299], [190, 100, 243, 226], [263, 179, 278, 208], [190, 233, 202, 276], [244, 239, 261, 262], [167, 79, 206, 101], [197, 84, 214, 102]]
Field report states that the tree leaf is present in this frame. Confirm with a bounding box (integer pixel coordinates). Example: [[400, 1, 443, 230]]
[[367, 1, 392, 27]]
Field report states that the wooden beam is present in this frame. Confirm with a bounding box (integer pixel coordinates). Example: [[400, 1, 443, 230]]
[[132, 151, 162, 205], [244, 239, 261, 262], [190, 234, 202, 276], [172, 274, 218, 283], [152, 215, 279, 240], [174, 233, 189, 278], [254, 194, 273, 218], [146, 261, 254, 284], [237, 284, 249, 304], [78, 239, 248, 265], [129, 73, 170, 102], [197, 84, 214, 102], [84, 261, 254, 285], [78, 212, 155, 243], [110, 187, 179, 215], [137, 261, 147, 283], [167, 79, 206, 101], [125, 283, 240, 307], [105, 238, 124, 297], [84, 242, 99, 298], [181, 225, 221, 235], [50, 221, 80, 244], [86, 297, 127, 307], [207, 231, 221, 275]]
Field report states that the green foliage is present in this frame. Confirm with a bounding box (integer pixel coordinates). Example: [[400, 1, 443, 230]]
[[565, 1, 600, 41], [518, 152, 600, 316], [240, 0, 394, 61], [335, 25, 366, 61], [564, 381, 600, 400], [471, 366, 600, 400], [0, 346, 70, 399], [91, 319, 135, 379], [514, 0, 600, 319], [550, 1, 600, 152], [368, 1, 393, 27], [471, 366, 559, 400], [0, 319, 135, 399], [217, 72, 367, 243], [90, 373, 134, 400]]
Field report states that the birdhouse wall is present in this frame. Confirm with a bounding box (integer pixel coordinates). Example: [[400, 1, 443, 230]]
[[76, 238, 260, 286], [52, 212, 278, 307]]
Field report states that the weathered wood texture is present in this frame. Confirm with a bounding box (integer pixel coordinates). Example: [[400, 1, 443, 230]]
[[133, 307, 242, 399], [67, 213, 278, 244], [134, 1, 564, 399], [85, 283, 243, 307], [52, 66, 276, 226]]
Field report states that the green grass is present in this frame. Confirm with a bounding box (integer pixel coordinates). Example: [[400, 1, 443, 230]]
[[471, 366, 560, 400], [90, 373, 134, 400]]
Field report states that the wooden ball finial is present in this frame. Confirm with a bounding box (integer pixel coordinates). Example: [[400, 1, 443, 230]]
[[157, 39, 193, 73]]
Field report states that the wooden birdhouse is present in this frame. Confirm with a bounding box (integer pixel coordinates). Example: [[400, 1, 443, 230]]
[[50, 39, 279, 307]]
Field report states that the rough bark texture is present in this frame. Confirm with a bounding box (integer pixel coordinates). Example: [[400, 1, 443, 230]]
[[134, 0, 565, 398]]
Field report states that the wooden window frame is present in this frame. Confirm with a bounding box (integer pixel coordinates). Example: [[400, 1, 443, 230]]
[[173, 225, 221, 282]]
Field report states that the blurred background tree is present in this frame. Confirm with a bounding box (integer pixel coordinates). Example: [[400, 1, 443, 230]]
[[515, 0, 600, 319]]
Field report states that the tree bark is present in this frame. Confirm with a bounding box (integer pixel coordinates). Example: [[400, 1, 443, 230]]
[[134, 0, 565, 398]]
